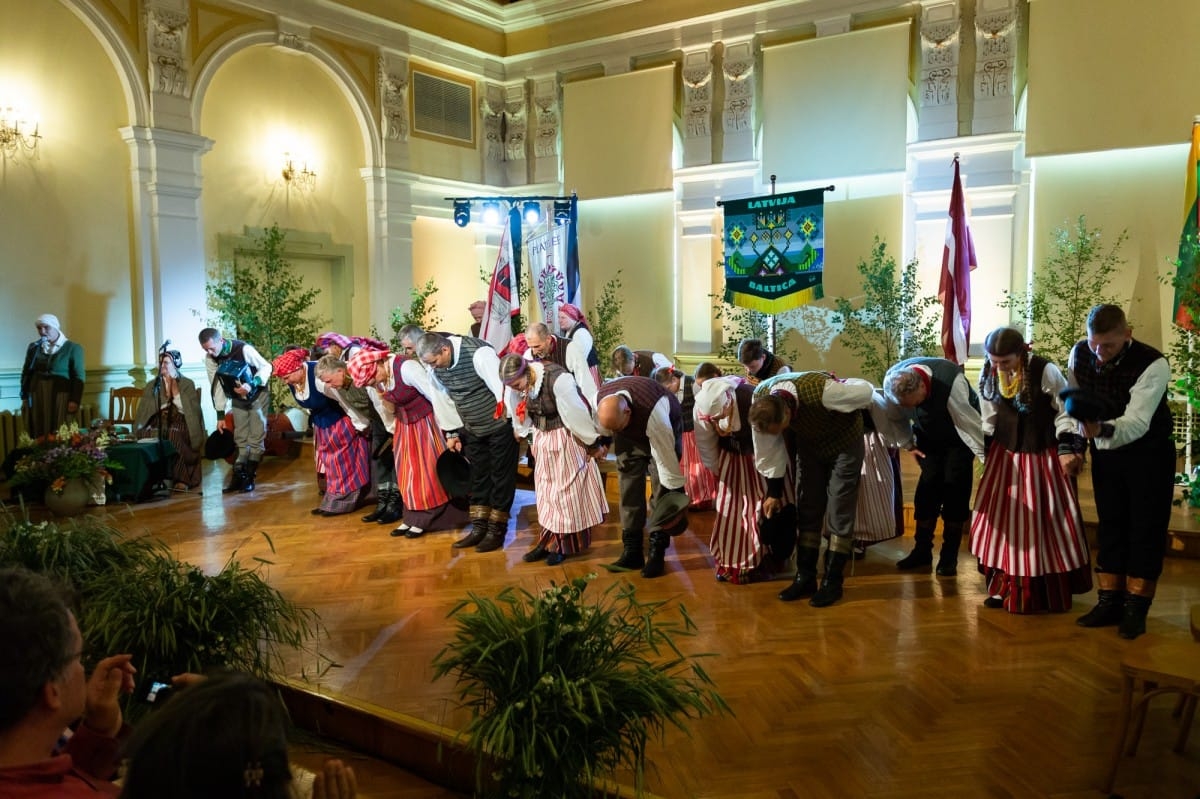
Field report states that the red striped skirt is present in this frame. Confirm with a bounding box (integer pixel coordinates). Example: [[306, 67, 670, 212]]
[[682, 430, 717, 509], [314, 415, 371, 510], [969, 444, 1090, 578], [710, 449, 765, 583], [394, 413, 452, 511], [531, 426, 607, 538]]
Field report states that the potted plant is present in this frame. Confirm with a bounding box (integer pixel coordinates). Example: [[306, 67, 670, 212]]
[[432, 574, 729, 798], [5, 423, 120, 515]]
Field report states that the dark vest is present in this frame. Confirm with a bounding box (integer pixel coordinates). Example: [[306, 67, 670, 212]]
[[986, 356, 1057, 454], [526, 363, 582, 433], [756, 372, 862, 460], [434, 337, 507, 436], [534, 335, 571, 370], [292, 363, 346, 429], [716, 381, 756, 457], [565, 323, 600, 371], [597, 376, 682, 456], [1071, 339, 1172, 450], [896, 357, 980, 452], [211, 340, 261, 408], [679, 375, 697, 433], [380, 354, 433, 424], [752, 351, 788, 383]]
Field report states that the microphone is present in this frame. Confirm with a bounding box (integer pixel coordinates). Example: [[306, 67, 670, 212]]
[[160, 338, 171, 353]]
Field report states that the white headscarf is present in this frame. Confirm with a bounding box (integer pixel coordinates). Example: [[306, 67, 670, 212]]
[[693, 375, 745, 435], [35, 314, 65, 353]]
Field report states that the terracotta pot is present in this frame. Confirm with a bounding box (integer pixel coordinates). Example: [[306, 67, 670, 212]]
[[44, 476, 91, 517]]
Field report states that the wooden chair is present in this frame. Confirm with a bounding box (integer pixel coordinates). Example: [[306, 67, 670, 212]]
[[109, 386, 142, 425], [1103, 635, 1200, 793]]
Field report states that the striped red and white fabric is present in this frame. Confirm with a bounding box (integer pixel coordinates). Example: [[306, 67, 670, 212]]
[[315, 414, 371, 513], [709, 450, 765, 583], [854, 431, 902, 544], [393, 413, 452, 511], [681, 430, 717, 508], [938, 157, 977, 365], [529, 426, 607, 543], [969, 444, 1090, 577]]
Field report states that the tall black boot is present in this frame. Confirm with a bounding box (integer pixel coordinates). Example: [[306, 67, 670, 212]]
[[810, 551, 849, 608], [1118, 578, 1156, 640], [223, 463, 247, 494], [897, 520, 936, 570], [779, 546, 820, 601], [641, 531, 671, 578], [475, 509, 509, 552], [375, 490, 403, 525], [362, 489, 389, 523], [241, 460, 259, 492], [1077, 573, 1126, 628], [935, 520, 965, 577], [610, 529, 645, 571], [454, 505, 491, 548]]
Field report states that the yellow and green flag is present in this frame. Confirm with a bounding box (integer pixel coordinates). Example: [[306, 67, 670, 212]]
[[1173, 118, 1200, 330]]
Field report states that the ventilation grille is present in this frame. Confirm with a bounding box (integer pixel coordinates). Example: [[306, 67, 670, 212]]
[[411, 68, 475, 146]]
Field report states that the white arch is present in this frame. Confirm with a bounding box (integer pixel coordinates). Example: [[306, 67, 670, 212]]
[[59, 0, 150, 127], [191, 30, 380, 167]]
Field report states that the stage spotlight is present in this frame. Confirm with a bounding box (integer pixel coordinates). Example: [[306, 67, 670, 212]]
[[522, 200, 542, 225], [453, 200, 471, 228], [482, 200, 502, 225], [553, 198, 573, 224]]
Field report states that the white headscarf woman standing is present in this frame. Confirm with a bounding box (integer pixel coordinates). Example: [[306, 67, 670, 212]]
[[19, 313, 86, 438]]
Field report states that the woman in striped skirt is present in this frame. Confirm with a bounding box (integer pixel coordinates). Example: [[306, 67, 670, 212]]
[[134, 350, 206, 490], [499, 354, 608, 565], [848, 395, 905, 557], [653, 365, 718, 510], [274, 349, 372, 515], [969, 327, 1092, 613], [348, 347, 468, 537], [692, 375, 766, 583]]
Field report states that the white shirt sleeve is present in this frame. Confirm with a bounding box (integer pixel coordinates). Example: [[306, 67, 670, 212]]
[[651, 352, 672, 370], [647, 395, 685, 489], [1097, 356, 1171, 450], [1041, 361, 1075, 439], [752, 425, 790, 480], [554, 372, 602, 444], [367, 386, 396, 435], [565, 337, 599, 407], [691, 409, 721, 474], [242, 342, 273, 384], [472, 345, 506, 402], [947, 373, 986, 460], [506, 385, 533, 437], [402, 358, 464, 431], [821, 377, 875, 412], [205, 356, 227, 411]]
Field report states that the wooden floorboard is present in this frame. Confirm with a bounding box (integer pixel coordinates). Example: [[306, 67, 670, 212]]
[[39, 448, 1200, 798]]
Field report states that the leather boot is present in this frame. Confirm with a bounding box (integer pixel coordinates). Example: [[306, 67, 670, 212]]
[[1118, 577, 1156, 640], [779, 545, 821, 601], [641, 531, 671, 578], [810, 551, 850, 608], [897, 519, 936, 570], [375, 490, 403, 525], [610, 529, 645, 571], [241, 460, 259, 492], [454, 505, 491, 549], [475, 509, 509, 552], [223, 463, 247, 494], [935, 520, 965, 577], [361, 490, 388, 523], [1076, 573, 1126, 627]]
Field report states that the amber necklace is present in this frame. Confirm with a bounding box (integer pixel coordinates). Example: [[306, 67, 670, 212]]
[[997, 365, 1022, 399]]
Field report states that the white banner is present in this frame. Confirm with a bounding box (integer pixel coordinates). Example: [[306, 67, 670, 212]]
[[480, 223, 515, 352], [527, 222, 571, 329]]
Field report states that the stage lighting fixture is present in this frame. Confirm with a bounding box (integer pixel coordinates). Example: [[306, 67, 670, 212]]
[[522, 200, 542, 225], [553, 198, 573, 224], [453, 200, 471, 228], [482, 201, 502, 225]]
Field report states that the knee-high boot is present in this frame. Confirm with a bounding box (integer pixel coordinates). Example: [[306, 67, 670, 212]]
[[454, 505, 491, 548], [778, 545, 820, 601], [810, 550, 850, 608], [241, 459, 259, 493], [1076, 572, 1126, 628], [223, 463, 247, 494], [1118, 577, 1156, 640], [935, 520, 965, 577], [475, 509, 509, 552], [641, 531, 671, 578], [897, 519, 936, 570], [610, 529, 645, 571], [376, 489, 404, 525]]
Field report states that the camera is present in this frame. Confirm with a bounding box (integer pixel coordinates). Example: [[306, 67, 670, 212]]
[[139, 676, 174, 706]]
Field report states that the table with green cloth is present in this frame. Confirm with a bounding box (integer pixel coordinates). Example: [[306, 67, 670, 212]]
[[107, 440, 177, 502]]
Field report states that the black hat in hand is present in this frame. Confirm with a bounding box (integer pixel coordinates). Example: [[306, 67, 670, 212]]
[[1058, 388, 1118, 423]]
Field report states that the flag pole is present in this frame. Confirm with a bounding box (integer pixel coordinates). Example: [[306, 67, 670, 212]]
[[767, 173, 777, 353]]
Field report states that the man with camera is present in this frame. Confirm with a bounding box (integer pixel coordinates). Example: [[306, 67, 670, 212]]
[[199, 328, 273, 493]]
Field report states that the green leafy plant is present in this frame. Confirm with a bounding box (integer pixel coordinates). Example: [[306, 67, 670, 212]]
[[389, 278, 442, 350], [1165, 230, 1200, 498], [831, 237, 941, 383], [709, 293, 800, 364], [998, 216, 1128, 369], [590, 271, 625, 377], [204, 223, 327, 410], [6, 423, 120, 496], [432, 574, 729, 799]]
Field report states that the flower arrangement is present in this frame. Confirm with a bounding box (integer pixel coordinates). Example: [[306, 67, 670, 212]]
[[7, 423, 119, 495]]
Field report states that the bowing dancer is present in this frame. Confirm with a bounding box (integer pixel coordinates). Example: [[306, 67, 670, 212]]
[[557, 303, 603, 388], [969, 327, 1092, 614], [499, 354, 608, 565], [346, 347, 469, 538], [273, 349, 371, 516], [737, 338, 790, 386], [652, 365, 717, 510], [692, 375, 770, 583], [610, 345, 671, 379], [524, 322, 600, 408]]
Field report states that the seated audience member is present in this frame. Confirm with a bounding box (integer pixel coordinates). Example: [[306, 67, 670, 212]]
[[610, 345, 670, 378], [737, 338, 790, 386], [135, 349, 206, 490], [119, 671, 356, 799], [0, 567, 136, 797]]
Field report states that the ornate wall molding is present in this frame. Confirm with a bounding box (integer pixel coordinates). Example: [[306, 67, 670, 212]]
[[532, 78, 560, 160], [378, 54, 409, 142], [682, 49, 713, 140], [504, 84, 527, 163], [480, 84, 505, 163], [146, 5, 189, 98], [919, 14, 960, 107], [722, 41, 754, 135], [974, 2, 1018, 101]]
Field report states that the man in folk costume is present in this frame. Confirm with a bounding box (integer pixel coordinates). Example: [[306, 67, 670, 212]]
[[199, 327, 272, 493], [610, 345, 671, 379], [273, 349, 371, 516], [749, 371, 876, 607], [315, 335, 401, 525], [20, 313, 85, 438], [499, 354, 608, 564], [556, 304, 602, 388], [880, 358, 985, 577], [652, 364, 717, 510], [1063, 304, 1174, 639], [523, 322, 600, 408], [594, 375, 688, 578], [415, 332, 519, 552], [737, 338, 791, 386], [346, 347, 469, 538]]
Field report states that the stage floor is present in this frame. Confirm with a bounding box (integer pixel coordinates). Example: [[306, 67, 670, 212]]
[[69, 451, 1200, 798]]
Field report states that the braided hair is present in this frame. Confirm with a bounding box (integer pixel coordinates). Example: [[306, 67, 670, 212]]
[[979, 326, 1034, 413]]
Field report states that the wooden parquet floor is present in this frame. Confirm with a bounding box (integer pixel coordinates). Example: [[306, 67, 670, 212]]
[[68, 451, 1200, 799]]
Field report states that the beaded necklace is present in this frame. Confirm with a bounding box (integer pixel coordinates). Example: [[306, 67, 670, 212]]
[[997, 365, 1022, 399]]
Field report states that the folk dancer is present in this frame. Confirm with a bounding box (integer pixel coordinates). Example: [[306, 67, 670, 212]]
[[652, 364, 717, 510], [199, 328, 272, 493], [556, 303, 602, 388], [523, 322, 601, 408]]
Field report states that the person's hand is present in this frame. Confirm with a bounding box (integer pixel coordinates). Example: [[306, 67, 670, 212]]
[[82, 654, 136, 737], [170, 672, 207, 690], [909, 446, 926, 459], [446, 436, 462, 453], [312, 759, 357, 799], [589, 444, 608, 461], [1082, 421, 1101, 440], [1060, 452, 1083, 477], [761, 496, 783, 519], [233, 382, 250, 398], [217, 417, 230, 433], [66, 401, 79, 413]]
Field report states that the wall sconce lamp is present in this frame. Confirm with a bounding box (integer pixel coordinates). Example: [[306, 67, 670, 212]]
[[0, 106, 41, 162], [281, 153, 316, 191]]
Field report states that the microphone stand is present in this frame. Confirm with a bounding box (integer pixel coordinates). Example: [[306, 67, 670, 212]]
[[153, 357, 170, 497]]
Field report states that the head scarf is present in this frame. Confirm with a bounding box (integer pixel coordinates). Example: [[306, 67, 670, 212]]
[[271, 348, 308, 379], [347, 347, 390, 387], [500, 333, 529, 358], [694, 375, 745, 435], [559, 304, 584, 324], [35, 313, 62, 333], [316, 331, 353, 350]]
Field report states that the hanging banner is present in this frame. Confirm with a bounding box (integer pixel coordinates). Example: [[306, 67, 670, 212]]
[[722, 187, 826, 313], [528, 221, 572, 326]]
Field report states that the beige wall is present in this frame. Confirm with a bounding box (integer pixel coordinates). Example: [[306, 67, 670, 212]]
[[412, 216, 488, 335]]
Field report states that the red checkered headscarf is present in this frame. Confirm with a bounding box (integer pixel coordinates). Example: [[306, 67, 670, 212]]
[[271, 348, 308, 379], [347, 348, 390, 387]]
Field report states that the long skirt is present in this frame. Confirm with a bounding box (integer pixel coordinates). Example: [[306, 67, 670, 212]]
[[969, 443, 1092, 613], [681, 430, 717, 510], [709, 449, 765, 583], [854, 431, 904, 545], [314, 415, 371, 514], [529, 426, 607, 555], [145, 407, 202, 489], [26, 378, 79, 439], [394, 414, 468, 532]]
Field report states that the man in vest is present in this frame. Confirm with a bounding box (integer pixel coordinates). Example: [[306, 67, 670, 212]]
[[594, 376, 687, 578], [199, 328, 272, 493], [880, 357, 985, 577], [610, 345, 671, 379], [1062, 304, 1173, 640], [748, 371, 876, 607], [524, 322, 600, 408], [415, 332, 518, 553]]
